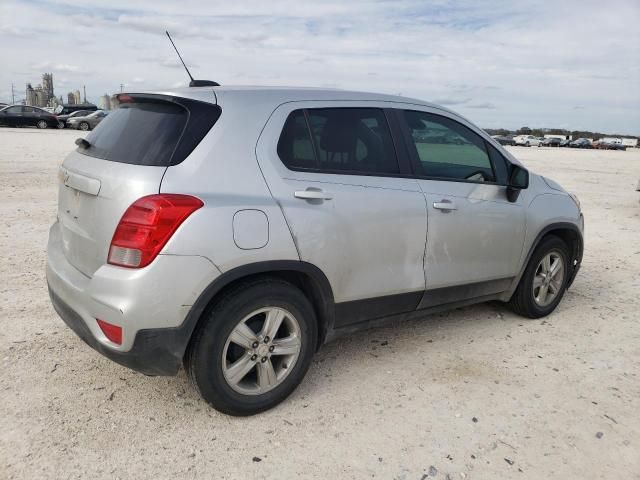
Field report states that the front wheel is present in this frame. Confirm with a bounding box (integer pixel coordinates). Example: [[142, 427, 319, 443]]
[[36, 120, 48, 129], [57, 121, 65, 129], [508, 235, 570, 318], [78, 122, 90, 131], [186, 278, 317, 416]]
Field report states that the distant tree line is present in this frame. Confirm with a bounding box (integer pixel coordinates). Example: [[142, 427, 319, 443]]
[[484, 126, 637, 140]]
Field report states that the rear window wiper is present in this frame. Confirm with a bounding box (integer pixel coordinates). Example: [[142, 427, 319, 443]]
[[75, 138, 91, 149]]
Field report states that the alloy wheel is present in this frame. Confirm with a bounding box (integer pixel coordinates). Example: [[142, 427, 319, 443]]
[[222, 307, 302, 395], [532, 251, 565, 307]]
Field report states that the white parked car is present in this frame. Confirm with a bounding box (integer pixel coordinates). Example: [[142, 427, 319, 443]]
[[514, 135, 542, 147]]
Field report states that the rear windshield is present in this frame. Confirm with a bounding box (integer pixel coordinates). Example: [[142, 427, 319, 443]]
[[78, 95, 221, 166]]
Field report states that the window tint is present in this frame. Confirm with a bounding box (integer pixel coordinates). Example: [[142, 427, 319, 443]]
[[403, 110, 495, 182], [277, 111, 316, 170], [78, 97, 221, 166], [277, 108, 399, 175], [5, 106, 22, 114]]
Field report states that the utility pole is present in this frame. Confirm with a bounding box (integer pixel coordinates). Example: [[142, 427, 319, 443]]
[[120, 84, 124, 93], [11, 83, 15, 104], [83, 85, 87, 104]]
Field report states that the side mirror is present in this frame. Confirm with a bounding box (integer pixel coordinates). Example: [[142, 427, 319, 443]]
[[507, 164, 529, 202]]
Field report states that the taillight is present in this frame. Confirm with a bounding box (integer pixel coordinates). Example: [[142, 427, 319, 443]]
[[108, 194, 203, 268]]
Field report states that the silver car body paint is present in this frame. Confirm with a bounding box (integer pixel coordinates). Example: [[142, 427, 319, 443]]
[[46, 86, 583, 360]]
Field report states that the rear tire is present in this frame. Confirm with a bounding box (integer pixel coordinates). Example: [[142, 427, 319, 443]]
[[36, 120, 48, 129], [508, 235, 570, 318], [186, 278, 317, 416]]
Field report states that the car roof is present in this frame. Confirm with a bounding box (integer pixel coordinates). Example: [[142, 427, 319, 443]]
[[137, 85, 458, 115], [124, 84, 524, 167]]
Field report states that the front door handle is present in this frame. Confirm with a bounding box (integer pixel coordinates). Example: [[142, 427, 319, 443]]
[[294, 190, 333, 200], [433, 199, 457, 211]]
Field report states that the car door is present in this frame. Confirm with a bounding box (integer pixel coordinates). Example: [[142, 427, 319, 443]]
[[396, 108, 526, 304], [93, 111, 107, 127], [256, 103, 428, 327], [1, 106, 24, 126], [23, 106, 38, 126]]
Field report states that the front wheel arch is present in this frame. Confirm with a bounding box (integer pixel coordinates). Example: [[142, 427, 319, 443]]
[[509, 223, 583, 302]]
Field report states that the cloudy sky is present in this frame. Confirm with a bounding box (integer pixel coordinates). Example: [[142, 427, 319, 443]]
[[1, 0, 639, 134]]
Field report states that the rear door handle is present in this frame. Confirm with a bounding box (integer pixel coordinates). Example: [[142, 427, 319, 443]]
[[433, 200, 457, 211], [294, 190, 333, 200]]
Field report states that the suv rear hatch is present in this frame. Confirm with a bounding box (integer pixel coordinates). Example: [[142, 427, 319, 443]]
[[57, 93, 221, 277]]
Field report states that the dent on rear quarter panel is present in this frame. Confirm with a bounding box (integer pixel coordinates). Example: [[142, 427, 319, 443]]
[[158, 93, 299, 272]]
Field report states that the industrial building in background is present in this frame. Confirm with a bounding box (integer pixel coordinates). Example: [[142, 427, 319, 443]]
[[23, 73, 94, 110], [25, 73, 57, 108], [98, 94, 111, 111]]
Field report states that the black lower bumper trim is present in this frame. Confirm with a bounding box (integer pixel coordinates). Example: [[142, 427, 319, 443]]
[[48, 286, 186, 376]]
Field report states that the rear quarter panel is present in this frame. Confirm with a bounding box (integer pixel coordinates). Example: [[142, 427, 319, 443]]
[[159, 95, 299, 272]]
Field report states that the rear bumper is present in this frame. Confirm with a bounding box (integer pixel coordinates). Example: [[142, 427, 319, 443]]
[[46, 221, 219, 375], [49, 287, 187, 375]]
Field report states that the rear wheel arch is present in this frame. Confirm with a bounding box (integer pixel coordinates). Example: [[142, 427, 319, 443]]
[[183, 261, 335, 361]]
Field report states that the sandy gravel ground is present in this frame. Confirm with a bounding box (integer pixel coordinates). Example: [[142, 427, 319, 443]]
[[1, 127, 639, 480]]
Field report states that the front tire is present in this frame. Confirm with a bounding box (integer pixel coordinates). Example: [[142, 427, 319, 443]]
[[186, 278, 317, 416], [508, 235, 570, 318], [57, 121, 65, 129], [78, 122, 90, 131]]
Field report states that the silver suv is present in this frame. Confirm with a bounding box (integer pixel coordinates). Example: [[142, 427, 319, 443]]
[[47, 87, 584, 415]]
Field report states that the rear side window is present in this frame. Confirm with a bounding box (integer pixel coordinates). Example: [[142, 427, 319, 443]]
[[403, 110, 495, 183], [78, 95, 221, 166], [277, 108, 399, 175], [277, 111, 316, 169]]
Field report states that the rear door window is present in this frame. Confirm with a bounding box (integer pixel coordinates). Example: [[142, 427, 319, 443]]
[[403, 110, 496, 183], [78, 95, 221, 166], [277, 110, 316, 169], [277, 108, 400, 175]]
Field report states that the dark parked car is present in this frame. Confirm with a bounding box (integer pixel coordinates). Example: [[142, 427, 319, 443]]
[[541, 137, 562, 147], [56, 110, 94, 129], [55, 104, 98, 116], [0, 105, 60, 129], [569, 138, 592, 149], [595, 141, 626, 151], [560, 139, 572, 147], [492, 135, 516, 146]]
